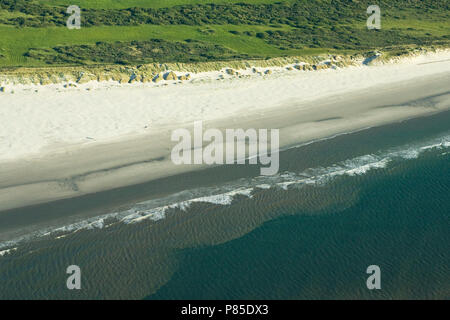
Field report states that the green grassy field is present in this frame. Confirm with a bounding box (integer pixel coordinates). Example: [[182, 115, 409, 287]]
[[36, 0, 296, 9], [0, 0, 448, 68], [0, 24, 325, 67]]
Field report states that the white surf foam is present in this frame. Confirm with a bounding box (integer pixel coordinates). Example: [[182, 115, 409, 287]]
[[121, 187, 254, 224], [0, 247, 17, 256], [1, 132, 448, 253]]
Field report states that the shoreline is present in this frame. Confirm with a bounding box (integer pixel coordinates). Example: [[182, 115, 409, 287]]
[[1, 109, 449, 249], [0, 50, 450, 212]]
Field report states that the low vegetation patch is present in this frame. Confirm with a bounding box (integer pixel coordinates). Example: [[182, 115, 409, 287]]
[[24, 38, 253, 65]]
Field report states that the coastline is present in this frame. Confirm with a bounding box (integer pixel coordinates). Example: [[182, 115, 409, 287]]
[[1, 108, 449, 263], [0, 50, 450, 212], [1, 0, 449, 301]]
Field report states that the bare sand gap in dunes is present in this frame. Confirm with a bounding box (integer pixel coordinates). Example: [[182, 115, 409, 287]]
[[0, 51, 449, 211]]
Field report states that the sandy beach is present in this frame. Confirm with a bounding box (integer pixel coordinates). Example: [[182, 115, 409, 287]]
[[1, 50, 449, 211]]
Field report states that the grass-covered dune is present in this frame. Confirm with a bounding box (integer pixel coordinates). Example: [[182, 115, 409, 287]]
[[0, 0, 448, 68]]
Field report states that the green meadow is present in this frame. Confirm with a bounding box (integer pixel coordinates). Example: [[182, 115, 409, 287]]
[[0, 24, 326, 67], [35, 0, 296, 10], [0, 0, 448, 68]]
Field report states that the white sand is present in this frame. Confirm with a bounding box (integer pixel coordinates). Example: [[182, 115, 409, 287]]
[[1, 50, 449, 162], [0, 50, 449, 211]]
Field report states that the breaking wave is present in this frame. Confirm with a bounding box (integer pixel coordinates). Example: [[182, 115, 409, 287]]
[[0, 132, 449, 252]]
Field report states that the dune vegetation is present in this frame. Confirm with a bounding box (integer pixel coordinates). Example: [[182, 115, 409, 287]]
[[0, 0, 448, 68]]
